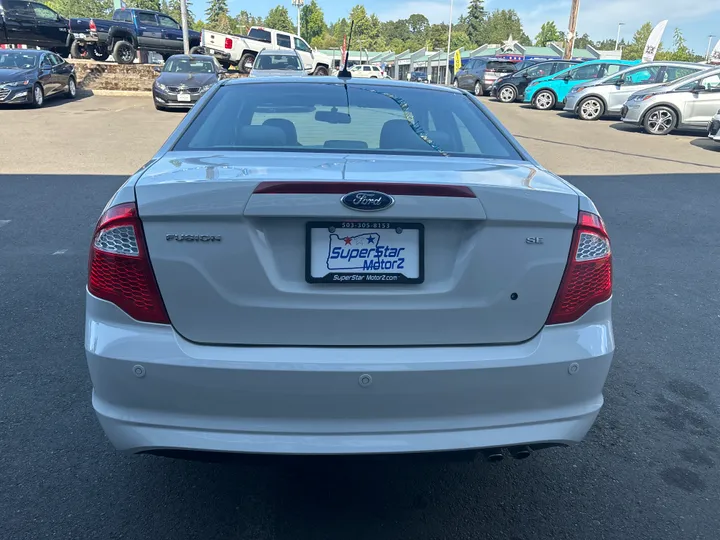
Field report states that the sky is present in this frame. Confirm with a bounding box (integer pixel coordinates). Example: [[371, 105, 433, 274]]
[[194, 0, 720, 56]]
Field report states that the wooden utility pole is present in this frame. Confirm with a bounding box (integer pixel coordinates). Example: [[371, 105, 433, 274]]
[[563, 0, 581, 59]]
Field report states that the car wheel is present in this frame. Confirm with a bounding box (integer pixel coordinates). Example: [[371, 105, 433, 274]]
[[313, 66, 329, 76], [239, 53, 256, 74], [65, 77, 77, 99], [112, 41, 136, 64], [474, 81, 483, 96], [452, 79, 459, 89], [31, 84, 44, 108], [532, 90, 556, 110], [70, 41, 89, 60], [643, 106, 677, 135], [88, 44, 110, 62], [498, 85, 517, 103], [578, 97, 604, 121]]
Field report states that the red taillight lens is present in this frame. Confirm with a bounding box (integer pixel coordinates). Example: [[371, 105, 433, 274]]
[[89, 19, 96, 32], [88, 203, 170, 324], [546, 211, 612, 325], [224, 37, 233, 49]]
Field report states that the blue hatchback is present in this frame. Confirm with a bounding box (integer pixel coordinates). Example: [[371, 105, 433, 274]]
[[524, 59, 639, 110]]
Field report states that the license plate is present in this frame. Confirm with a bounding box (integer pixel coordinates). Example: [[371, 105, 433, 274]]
[[73, 33, 86, 39], [306, 221, 424, 284], [177, 94, 191, 102]]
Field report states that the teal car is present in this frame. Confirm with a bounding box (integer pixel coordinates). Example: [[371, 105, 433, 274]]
[[524, 59, 640, 110]]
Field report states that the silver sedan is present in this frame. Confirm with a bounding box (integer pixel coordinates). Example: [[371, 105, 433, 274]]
[[85, 77, 614, 460]]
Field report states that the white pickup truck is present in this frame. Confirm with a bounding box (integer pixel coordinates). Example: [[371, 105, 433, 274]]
[[196, 26, 332, 75]]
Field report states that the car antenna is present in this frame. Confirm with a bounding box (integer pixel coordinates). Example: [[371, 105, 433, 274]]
[[337, 21, 354, 79]]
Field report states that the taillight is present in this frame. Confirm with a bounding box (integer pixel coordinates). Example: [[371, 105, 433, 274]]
[[89, 19, 96, 32], [546, 211, 612, 325], [88, 202, 169, 324], [224, 37, 232, 49]]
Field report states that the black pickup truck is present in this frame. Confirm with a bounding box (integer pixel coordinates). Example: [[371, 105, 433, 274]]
[[69, 8, 200, 64], [0, 0, 72, 54]]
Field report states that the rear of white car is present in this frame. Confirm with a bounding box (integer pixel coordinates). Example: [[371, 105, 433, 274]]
[[709, 110, 720, 142], [85, 79, 614, 458]]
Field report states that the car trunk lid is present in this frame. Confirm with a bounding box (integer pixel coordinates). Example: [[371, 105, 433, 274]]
[[135, 152, 579, 346]]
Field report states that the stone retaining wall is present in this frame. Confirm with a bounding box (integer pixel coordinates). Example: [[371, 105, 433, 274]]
[[68, 60, 246, 92]]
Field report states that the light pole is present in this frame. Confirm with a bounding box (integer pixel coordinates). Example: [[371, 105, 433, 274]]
[[444, 0, 454, 86], [179, 0, 190, 54], [706, 35, 716, 62], [615, 22, 625, 50], [291, 0, 304, 37]]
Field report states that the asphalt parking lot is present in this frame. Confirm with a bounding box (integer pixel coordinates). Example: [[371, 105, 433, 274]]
[[1, 94, 719, 540]]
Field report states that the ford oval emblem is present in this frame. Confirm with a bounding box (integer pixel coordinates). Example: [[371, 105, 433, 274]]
[[340, 191, 395, 212]]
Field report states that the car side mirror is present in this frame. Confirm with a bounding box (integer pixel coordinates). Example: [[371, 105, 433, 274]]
[[616, 76, 625, 85], [564, 74, 572, 81], [153, 66, 161, 73], [692, 82, 704, 94], [522, 72, 529, 78]]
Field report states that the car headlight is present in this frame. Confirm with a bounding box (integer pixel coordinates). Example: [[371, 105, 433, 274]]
[[1, 80, 30, 88], [154, 82, 168, 91], [527, 81, 539, 88], [199, 84, 214, 92], [570, 86, 587, 93]]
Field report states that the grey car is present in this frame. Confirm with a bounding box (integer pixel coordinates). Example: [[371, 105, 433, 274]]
[[452, 57, 516, 96], [85, 77, 614, 460], [621, 66, 720, 135], [249, 48, 307, 78], [564, 61, 707, 121]]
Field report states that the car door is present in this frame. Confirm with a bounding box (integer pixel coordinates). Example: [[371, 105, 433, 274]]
[[49, 52, 72, 91], [558, 63, 603, 99], [29, 2, 67, 48], [459, 59, 475, 89], [4, 0, 39, 45], [605, 65, 663, 112], [134, 11, 162, 50], [518, 63, 552, 94], [552, 61, 576, 75], [292, 36, 313, 72], [37, 52, 55, 94], [681, 72, 720, 126], [157, 14, 183, 52]]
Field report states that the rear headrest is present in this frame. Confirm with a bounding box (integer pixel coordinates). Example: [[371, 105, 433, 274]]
[[235, 125, 287, 147], [379, 119, 434, 152]]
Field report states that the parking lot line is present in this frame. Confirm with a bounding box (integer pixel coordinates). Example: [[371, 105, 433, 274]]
[[52, 249, 68, 255]]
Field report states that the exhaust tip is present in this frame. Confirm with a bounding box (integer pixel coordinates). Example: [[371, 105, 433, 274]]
[[481, 448, 505, 462], [509, 445, 532, 460]]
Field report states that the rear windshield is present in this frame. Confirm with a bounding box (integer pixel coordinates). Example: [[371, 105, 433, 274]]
[[248, 28, 271, 43], [173, 82, 523, 160], [254, 54, 302, 70], [485, 61, 516, 73]]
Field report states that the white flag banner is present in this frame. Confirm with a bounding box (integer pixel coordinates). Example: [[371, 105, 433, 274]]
[[642, 20, 668, 63], [711, 38, 720, 64]]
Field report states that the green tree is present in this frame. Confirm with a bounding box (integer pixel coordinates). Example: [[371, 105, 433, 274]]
[[426, 23, 472, 51], [127, 0, 160, 10], [622, 22, 656, 60], [235, 11, 263, 34], [161, 0, 195, 27], [407, 14, 429, 36], [46, 0, 111, 18], [534, 21, 562, 46], [205, 0, 229, 29], [574, 33, 594, 49], [462, 0, 486, 45], [264, 5, 295, 34], [301, 0, 327, 44], [656, 28, 701, 62], [481, 9, 531, 46], [595, 38, 624, 50], [347, 5, 383, 50]]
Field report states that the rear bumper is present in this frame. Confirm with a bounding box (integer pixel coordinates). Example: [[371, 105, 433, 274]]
[[86, 293, 614, 455], [708, 118, 720, 141]]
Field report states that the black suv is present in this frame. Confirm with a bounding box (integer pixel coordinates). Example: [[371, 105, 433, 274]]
[[452, 57, 516, 96], [489, 59, 582, 103]]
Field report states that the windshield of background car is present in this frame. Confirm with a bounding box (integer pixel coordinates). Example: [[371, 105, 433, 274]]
[[525, 64, 552, 78], [254, 54, 302, 70], [672, 69, 720, 91], [0, 52, 38, 69], [163, 58, 215, 73], [173, 82, 524, 160]]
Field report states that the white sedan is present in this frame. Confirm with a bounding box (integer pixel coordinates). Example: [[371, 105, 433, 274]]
[[85, 76, 614, 461], [349, 64, 385, 78]]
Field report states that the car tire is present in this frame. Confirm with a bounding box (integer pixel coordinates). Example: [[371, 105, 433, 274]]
[[65, 77, 77, 99], [498, 85, 517, 103], [31, 84, 44, 108], [70, 40, 89, 60], [578, 96, 605, 121], [452, 79, 459, 89], [643, 106, 677, 135], [88, 45, 110, 62], [474, 81, 483, 96], [239, 53, 256, 74], [313, 65, 329, 76], [532, 90, 556, 110], [112, 41, 136, 65]]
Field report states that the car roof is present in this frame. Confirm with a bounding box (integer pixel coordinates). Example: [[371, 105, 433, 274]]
[[167, 54, 214, 60], [222, 76, 463, 94], [0, 49, 45, 55], [258, 48, 298, 55]]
